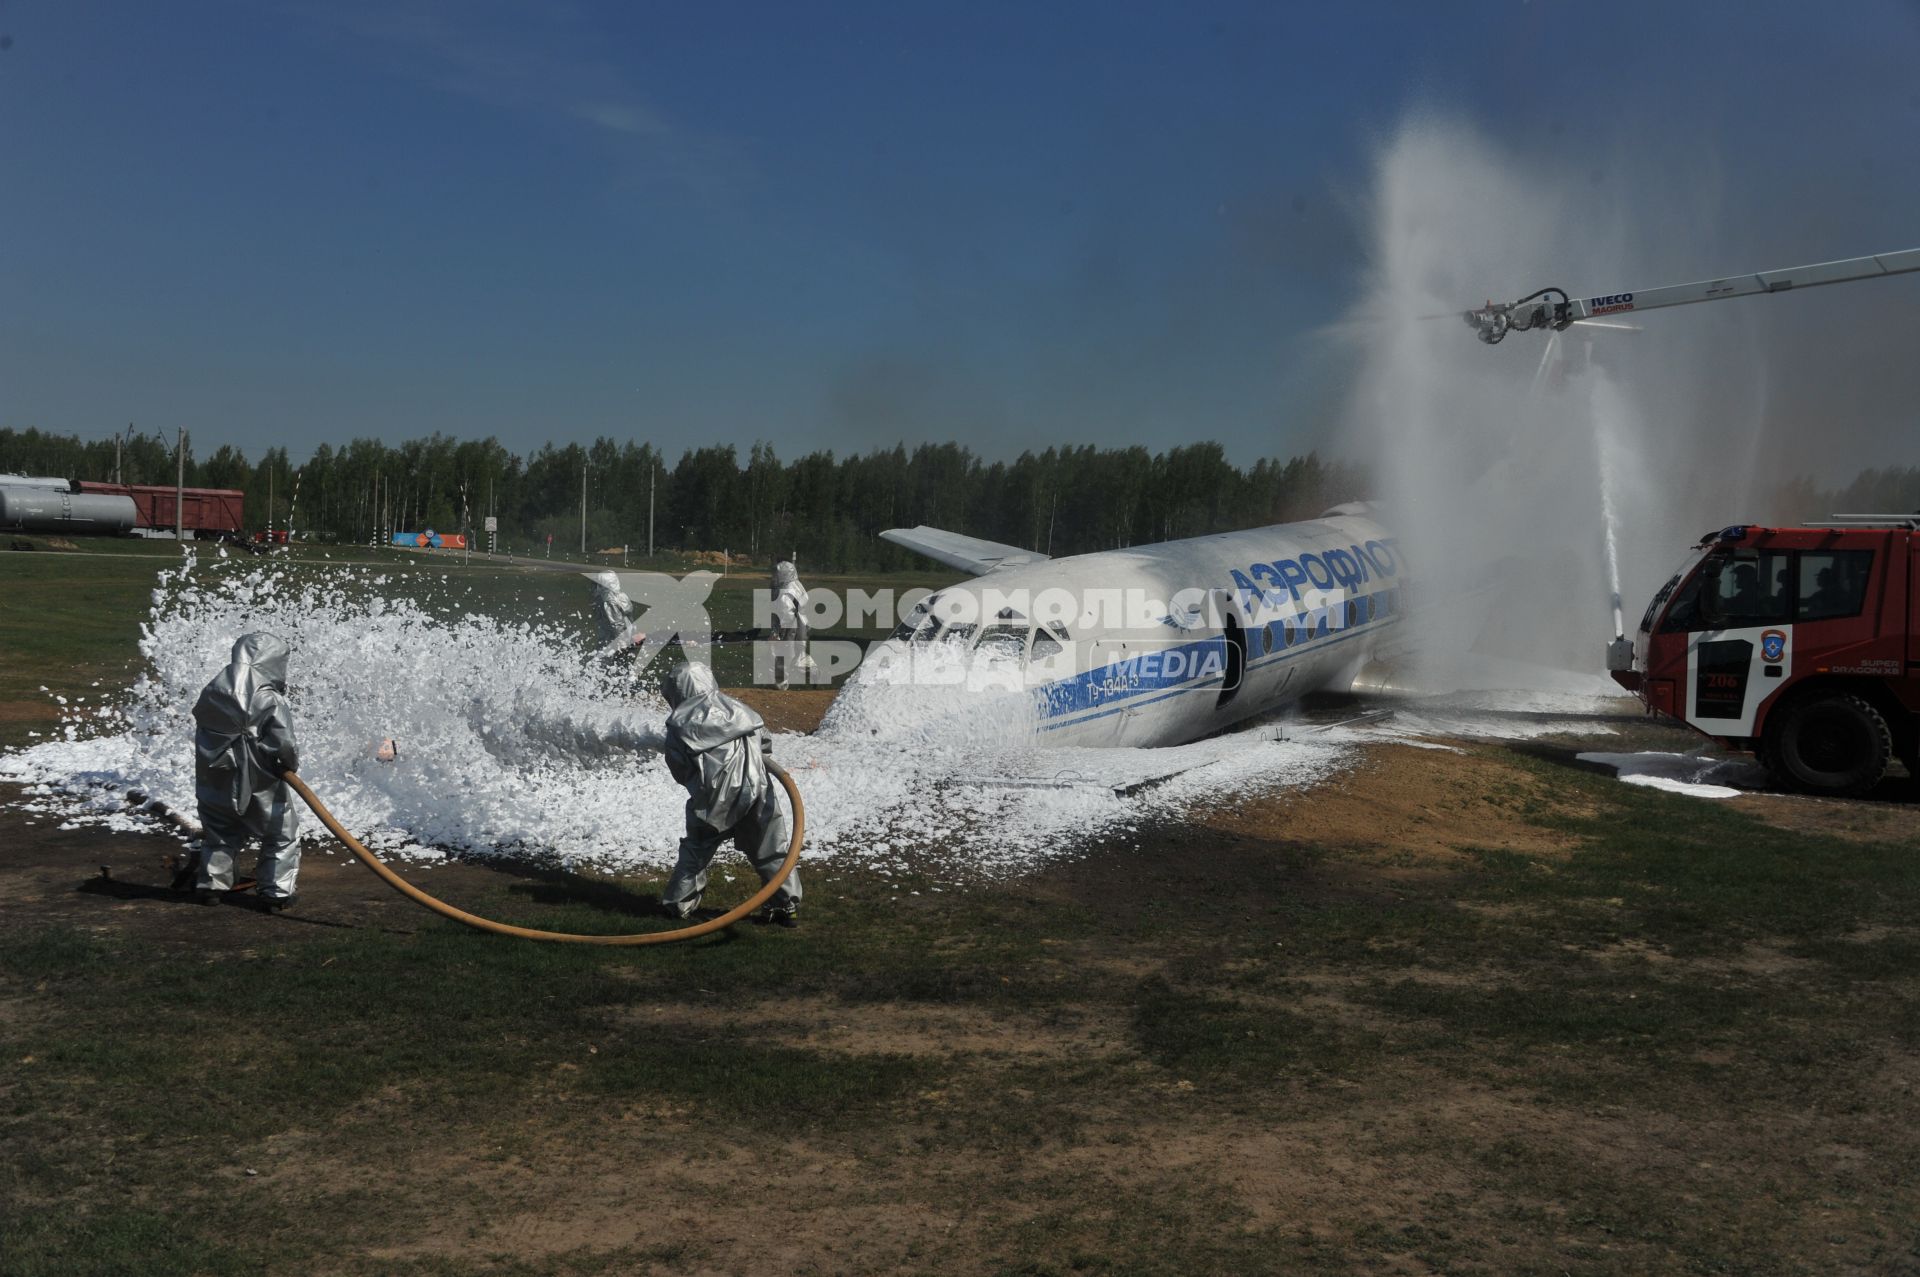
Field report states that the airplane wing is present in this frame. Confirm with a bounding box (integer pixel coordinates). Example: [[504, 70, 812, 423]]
[[880, 526, 1049, 575]]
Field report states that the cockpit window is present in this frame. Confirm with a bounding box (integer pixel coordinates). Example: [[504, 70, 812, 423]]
[[1030, 627, 1065, 660], [892, 595, 935, 641], [976, 623, 1028, 660]]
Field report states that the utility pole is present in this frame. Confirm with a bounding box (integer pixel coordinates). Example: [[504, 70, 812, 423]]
[[579, 461, 588, 557], [174, 427, 186, 542], [267, 462, 274, 540], [647, 460, 655, 559]]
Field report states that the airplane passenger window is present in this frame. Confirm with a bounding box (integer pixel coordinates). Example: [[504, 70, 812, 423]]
[[1796, 550, 1872, 620]]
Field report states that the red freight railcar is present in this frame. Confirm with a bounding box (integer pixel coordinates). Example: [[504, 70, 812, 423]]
[[76, 482, 245, 538]]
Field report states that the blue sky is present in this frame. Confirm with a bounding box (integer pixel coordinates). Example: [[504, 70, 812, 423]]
[[2, 1, 1916, 464]]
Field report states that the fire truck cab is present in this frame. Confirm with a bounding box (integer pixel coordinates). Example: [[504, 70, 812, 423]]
[[1611, 520, 1919, 796]]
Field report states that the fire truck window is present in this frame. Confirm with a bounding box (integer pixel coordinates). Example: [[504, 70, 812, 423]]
[[1709, 551, 1790, 627], [1658, 575, 1702, 632], [1641, 572, 1681, 632], [1796, 550, 1872, 620], [1675, 550, 1791, 631]]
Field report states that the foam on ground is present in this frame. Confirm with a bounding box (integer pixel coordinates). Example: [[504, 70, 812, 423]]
[[1575, 750, 1763, 799], [0, 560, 1358, 878]]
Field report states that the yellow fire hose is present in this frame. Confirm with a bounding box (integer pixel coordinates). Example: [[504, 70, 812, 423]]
[[279, 761, 804, 945]]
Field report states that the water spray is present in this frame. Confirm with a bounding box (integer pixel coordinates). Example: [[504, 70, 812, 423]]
[[1461, 243, 1919, 675]]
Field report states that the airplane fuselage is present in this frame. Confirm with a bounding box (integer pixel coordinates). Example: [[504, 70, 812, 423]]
[[824, 512, 1405, 748]]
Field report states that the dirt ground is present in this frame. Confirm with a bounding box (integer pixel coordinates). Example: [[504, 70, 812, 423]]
[[732, 686, 839, 735], [5, 710, 1919, 1275]]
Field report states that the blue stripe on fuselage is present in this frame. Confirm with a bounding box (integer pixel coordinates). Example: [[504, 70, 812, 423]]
[[1035, 638, 1226, 719], [1032, 597, 1397, 731]]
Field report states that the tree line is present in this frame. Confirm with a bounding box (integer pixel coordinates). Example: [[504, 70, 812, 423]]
[[0, 427, 1367, 572], [10, 425, 1911, 573], [1770, 467, 1920, 526]]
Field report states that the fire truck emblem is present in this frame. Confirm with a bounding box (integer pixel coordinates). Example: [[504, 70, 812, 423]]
[[1760, 629, 1787, 662]]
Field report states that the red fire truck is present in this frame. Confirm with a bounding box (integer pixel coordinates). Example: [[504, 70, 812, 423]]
[[1608, 520, 1918, 795], [1461, 245, 1920, 796]]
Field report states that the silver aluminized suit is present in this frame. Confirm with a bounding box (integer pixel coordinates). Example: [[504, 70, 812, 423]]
[[769, 560, 809, 689], [658, 663, 799, 920], [590, 571, 637, 659], [192, 633, 302, 900]]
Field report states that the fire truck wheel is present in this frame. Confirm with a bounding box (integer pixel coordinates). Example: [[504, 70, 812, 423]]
[[1764, 692, 1892, 798]]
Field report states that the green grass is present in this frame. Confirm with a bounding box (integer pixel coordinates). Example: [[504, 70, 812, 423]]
[[2, 1207, 251, 1277], [4, 548, 1920, 1272], [7, 769, 1918, 1274], [0, 552, 164, 710], [1131, 977, 1380, 1079]]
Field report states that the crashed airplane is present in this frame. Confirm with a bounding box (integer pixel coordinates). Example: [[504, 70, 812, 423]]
[[820, 504, 1407, 747]]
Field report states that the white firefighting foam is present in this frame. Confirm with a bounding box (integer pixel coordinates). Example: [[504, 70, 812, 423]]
[[0, 559, 1370, 877]]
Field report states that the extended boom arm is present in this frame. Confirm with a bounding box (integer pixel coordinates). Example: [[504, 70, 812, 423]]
[[1464, 247, 1920, 344]]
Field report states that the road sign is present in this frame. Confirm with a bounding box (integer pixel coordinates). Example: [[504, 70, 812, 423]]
[[484, 516, 497, 532]]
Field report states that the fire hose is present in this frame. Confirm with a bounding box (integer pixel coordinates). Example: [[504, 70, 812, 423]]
[[277, 761, 804, 945]]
